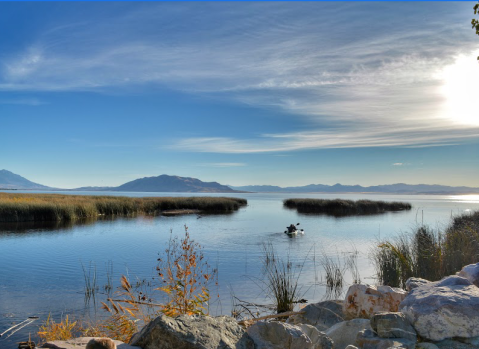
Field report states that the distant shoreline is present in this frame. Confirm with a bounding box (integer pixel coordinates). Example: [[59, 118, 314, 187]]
[[2, 189, 479, 196]]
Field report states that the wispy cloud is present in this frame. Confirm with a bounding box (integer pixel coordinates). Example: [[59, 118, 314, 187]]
[[392, 163, 413, 167], [2, 2, 478, 151], [0, 98, 46, 106], [173, 123, 479, 153], [199, 162, 247, 168]]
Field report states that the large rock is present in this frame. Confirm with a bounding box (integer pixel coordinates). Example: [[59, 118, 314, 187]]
[[458, 263, 479, 287], [325, 319, 371, 349], [356, 329, 415, 349], [434, 339, 479, 349], [370, 312, 416, 341], [405, 277, 430, 292], [130, 314, 254, 349], [298, 324, 333, 349], [344, 284, 407, 319], [457, 336, 479, 346], [415, 344, 439, 349], [399, 275, 479, 341], [246, 321, 317, 349], [41, 337, 135, 349], [287, 300, 345, 331]]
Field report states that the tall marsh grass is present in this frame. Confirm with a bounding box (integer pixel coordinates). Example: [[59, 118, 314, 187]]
[[0, 193, 247, 222], [371, 210, 479, 288], [284, 198, 411, 216], [261, 243, 305, 314]]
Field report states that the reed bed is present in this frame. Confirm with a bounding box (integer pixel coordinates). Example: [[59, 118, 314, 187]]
[[0, 193, 247, 222], [371, 210, 479, 288], [261, 243, 305, 314], [284, 198, 411, 216]]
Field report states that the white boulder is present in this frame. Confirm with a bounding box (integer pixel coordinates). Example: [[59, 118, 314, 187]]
[[400, 275, 479, 341], [370, 312, 416, 342], [405, 277, 430, 292], [458, 262, 479, 287], [298, 324, 333, 349], [287, 300, 344, 331], [343, 284, 407, 319], [356, 329, 415, 349], [246, 321, 318, 349], [325, 319, 371, 349]]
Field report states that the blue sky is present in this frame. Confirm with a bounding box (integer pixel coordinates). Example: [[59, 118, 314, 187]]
[[1, 2, 478, 188]]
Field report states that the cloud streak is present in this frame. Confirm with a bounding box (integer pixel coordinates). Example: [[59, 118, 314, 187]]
[[2, 2, 478, 152], [173, 122, 479, 153], [199, 163, 247, 168]]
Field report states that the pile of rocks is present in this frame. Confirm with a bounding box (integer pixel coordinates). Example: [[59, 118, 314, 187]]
[[42, 262, 479, 349]]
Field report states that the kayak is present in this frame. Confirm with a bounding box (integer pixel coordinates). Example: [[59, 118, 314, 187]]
[[285, 229, 304, 236]]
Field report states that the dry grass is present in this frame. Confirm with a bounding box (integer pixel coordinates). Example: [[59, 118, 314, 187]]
[[0, 193, 247, 222], [371, 210, 479, 288], [261, 243, 305, 314], [37, 314, 78, 342]]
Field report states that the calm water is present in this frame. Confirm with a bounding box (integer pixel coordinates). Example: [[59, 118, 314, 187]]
[[1, 191, 478, 346]]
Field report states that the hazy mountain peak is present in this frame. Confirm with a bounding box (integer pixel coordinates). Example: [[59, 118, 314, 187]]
[[114, 174, 237, 193], [0, 170, 50, 189]]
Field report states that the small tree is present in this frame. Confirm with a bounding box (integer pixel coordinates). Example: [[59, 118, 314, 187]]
[[473, 2, 479, 60], [156, 225, 216, 316]]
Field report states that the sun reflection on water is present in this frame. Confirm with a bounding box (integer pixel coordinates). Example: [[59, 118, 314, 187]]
[[448, 195, 479, 203]]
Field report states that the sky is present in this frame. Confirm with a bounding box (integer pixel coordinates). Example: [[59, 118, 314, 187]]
[[1, 2, 479, 189]]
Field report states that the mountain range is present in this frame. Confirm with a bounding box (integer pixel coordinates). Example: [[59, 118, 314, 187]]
[[0, 170, 237, 193], [229, 183, 479, 195], [1, 169, 479, 194]]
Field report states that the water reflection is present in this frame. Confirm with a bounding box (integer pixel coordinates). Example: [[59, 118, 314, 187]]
[[448, 195, 479, 203], [0, 218, 99, 236], [0, 211, 240, 237]]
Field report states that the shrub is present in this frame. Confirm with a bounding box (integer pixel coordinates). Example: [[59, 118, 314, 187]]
[[156, 226, 216, 316]]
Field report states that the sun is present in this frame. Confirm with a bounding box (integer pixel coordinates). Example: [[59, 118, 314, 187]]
[[439, 50, 479, 126]]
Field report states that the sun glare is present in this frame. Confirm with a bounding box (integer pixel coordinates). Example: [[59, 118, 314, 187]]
[[439, 50, 479, 126], [449, 195, 479, 203]]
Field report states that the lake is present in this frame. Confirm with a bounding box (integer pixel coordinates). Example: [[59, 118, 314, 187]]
[[1, 191, 478, 346]]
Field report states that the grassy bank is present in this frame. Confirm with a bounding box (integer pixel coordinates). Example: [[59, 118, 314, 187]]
[[284, 198, 411, 216], [0, 193, 247, 222], [371, 210, 479, 288]]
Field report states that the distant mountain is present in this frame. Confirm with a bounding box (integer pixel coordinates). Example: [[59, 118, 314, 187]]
[[113, 175, 239, 193], [0, 169, 51, 190], [2, 169, 478, 194], [72, 186, 114, 191], [231, 183, 479, 194]]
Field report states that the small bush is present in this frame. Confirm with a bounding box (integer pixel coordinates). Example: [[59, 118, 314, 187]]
[[156, 226, 216, 316]]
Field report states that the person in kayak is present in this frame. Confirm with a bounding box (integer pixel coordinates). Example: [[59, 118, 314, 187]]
[[287, 224, 297, 233]]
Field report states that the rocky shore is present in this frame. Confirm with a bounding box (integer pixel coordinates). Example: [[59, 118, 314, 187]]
[[42, 262, 479, 349]]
